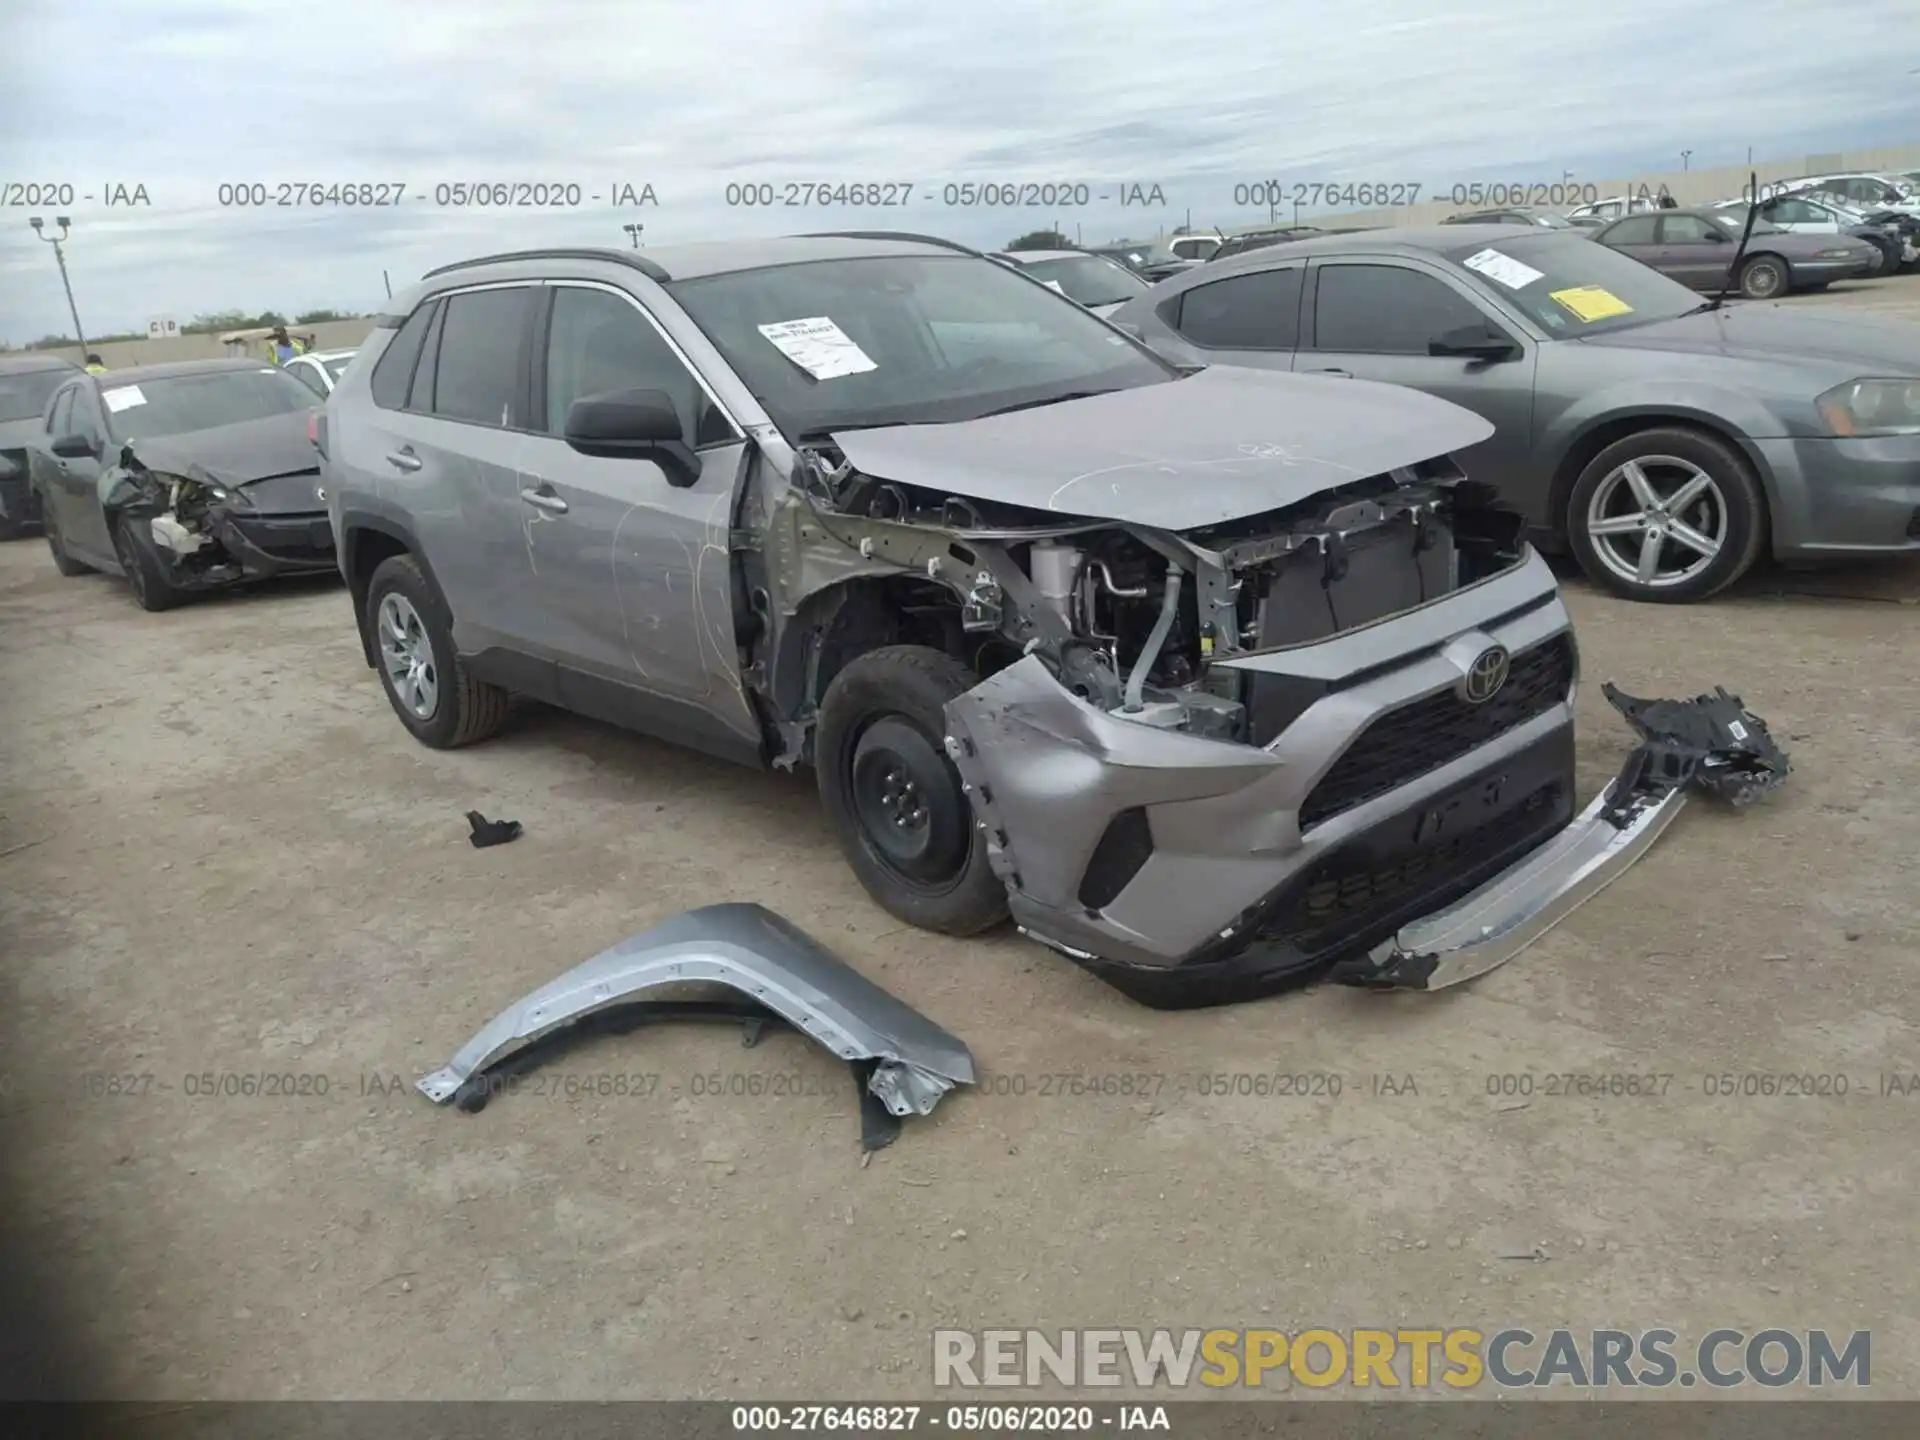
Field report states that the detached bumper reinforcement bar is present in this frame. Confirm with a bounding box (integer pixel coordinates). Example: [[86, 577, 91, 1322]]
[[1333, 776, 1689, 992]]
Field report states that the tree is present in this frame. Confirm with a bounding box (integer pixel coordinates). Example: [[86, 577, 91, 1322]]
[[1006, 229, 1071, 251], [295, 309, 348, 325]]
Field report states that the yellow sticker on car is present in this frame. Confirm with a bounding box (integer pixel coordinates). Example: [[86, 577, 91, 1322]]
[[1550, 286, 1635, 322]]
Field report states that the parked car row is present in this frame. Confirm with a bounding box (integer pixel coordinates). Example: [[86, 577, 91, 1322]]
[[6, 226, 1915, 999]]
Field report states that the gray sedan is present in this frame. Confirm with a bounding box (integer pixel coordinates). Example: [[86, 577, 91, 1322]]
[[1590, 208, 1880, 299], [1107, 224, 1920, 602]]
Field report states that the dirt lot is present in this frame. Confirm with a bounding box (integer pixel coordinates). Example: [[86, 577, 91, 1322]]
[[3, 281, 1919, 1402]]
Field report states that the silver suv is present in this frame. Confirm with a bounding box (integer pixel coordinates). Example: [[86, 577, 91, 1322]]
[[320, 233, 1662, 1006]]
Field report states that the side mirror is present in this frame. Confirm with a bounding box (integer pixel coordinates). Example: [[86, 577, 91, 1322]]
[[563, 388, 702, 486], [50, 432, 96, 459], [1428, 324, 1520, 362]]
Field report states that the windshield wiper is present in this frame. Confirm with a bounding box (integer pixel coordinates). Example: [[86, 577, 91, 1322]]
[[969, 389, 1118, 420]]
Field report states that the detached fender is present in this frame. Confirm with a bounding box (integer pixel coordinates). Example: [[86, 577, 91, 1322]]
[[416, 903, 976, 1123]]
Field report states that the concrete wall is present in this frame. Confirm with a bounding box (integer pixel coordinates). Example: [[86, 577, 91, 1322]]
[[1217, 143, 1920, 235], [31, 318, 379, 371]]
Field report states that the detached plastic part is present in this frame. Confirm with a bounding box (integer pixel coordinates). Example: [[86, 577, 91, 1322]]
[[416, 903, 975, 1148], [1600, 683, 1792, 808], [1337, 680, 1791, 991]]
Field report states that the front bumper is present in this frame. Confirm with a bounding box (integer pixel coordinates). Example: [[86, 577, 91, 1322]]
[[942, 549, 1611, 1007], [212, 508, 338, 577], [1747, 433, 1920, 557]]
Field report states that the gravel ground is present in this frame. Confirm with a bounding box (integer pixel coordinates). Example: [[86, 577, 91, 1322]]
[[2, 280, 1917, 1402]]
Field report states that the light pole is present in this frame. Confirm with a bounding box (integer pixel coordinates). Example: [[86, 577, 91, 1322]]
[[622, 223, 644, 249], [1680, 150, 1692, 171], [29, 216, 89, 356]]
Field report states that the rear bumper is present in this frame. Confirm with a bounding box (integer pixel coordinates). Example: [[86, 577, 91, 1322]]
[[1747, 434, 1920, 557]]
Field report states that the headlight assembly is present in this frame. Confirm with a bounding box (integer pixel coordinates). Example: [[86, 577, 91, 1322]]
[[1815, 378, 1920, 437]]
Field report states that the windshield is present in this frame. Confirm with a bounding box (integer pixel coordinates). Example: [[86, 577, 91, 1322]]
[[1017, 255, 1150, 307], [322, 355, 353, 379], [1533, 213, 1574, 229], [0, 366, 74, 423], [1444, 231, 1709, 337], [668, 254, 1174, 438], [103, 367, 318, 441]]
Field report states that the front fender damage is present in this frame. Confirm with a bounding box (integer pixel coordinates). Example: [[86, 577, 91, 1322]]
[[417, 903, 976, 1150]]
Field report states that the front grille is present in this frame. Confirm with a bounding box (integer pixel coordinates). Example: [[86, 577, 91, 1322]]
[[1298, 634, 1574, 830], [1265, 781, 1565, 952]]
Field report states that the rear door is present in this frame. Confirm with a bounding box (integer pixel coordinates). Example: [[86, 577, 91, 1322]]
[[36, 384, 97, 555], [1299, 257, 1538, 497], [1655, 213, 1733, 288], [1161, 263, 1306, 371], [1596, 214, 1663, 272], [513, 280, 759, 747], [352, 285, 542, 658]]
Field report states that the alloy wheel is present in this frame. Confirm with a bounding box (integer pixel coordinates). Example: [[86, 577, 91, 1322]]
[[1583, 456, 1729, 591], [377, 592, 439, 719]]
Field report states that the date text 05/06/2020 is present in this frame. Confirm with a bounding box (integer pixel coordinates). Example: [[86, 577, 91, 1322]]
[[1228, 180, 1608, 209], [720, 181, 1169, 208], [212, 182, 660, 208]]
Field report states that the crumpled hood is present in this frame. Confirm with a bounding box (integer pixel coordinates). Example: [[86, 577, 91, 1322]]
[[828, 366, 1493, 531], [123, 412, 321, 513], [1581, 303, 1920, 375]]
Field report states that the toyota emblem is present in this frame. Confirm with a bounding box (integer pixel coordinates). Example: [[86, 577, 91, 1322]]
[[1463, 645, 1510, 704]]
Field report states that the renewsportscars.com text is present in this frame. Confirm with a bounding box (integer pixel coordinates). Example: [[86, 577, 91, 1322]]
[[933, 1327, 1870, 1390]]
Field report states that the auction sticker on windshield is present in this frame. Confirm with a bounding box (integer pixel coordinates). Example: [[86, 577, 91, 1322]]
[[1461, 248, 1545, 290], [1549, 285, 1634, 322], [756, 317, 877, 379], [102, 385, 148, 413]]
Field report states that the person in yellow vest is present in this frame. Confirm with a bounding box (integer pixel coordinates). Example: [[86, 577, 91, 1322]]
[[84, 353, 107, 374], [265, 326, 308, 366]]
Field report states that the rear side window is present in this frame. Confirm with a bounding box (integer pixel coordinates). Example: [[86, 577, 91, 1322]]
[[1174, 267, 1303, 350], [48, 387, 75, 437], [407, 302, 449, 412], [430, 288, 533, 427], [370, 301, 435, 410], [1606, 216, 1659, 245]]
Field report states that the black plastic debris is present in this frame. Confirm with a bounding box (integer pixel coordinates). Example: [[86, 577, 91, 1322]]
[[466, 811, 523, 848], [1601, 683, 1792, 809]]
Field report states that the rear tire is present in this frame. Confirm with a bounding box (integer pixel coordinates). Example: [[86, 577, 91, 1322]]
[[1737, 253, 1790, 299], [815, 645, 1008, 936], [44, 504, 92, 576], [111, 513, 182, 611], [363, 552, 509, 748]]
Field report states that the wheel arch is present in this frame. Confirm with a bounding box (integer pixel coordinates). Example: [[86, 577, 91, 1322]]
[[1543, 409, 1773, 544], [340, 510, 447, 669]]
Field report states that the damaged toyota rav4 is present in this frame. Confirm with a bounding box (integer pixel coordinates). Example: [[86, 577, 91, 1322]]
[[323, 234, 1689, 1007], [31, 359, 336, 611]]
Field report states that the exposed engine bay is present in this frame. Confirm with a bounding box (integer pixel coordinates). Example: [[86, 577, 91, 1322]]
[[771, 443, 1529, 752]]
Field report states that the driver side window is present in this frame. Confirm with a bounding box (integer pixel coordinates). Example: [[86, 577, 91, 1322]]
[[48, 386, 75, 438], [1310, 264, 1487, 355], [72, 387, 108, 447]]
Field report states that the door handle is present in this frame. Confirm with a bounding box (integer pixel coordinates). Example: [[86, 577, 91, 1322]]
[[519, 487, 568, 514], [385, 449, 422, 472]]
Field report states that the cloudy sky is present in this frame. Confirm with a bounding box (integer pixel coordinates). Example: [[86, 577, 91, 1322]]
[[1, 0, 1915, 341]]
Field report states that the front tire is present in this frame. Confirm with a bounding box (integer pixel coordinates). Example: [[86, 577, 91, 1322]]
[[363, 553, 509, 748], [1566, 427, 1768, 603], [1737, 253, 1789, 299], [815, 645, 1008, 936], [111, 513, 182, 611]]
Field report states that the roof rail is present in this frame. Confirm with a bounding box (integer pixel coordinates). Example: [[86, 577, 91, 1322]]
[[420, 247, 672, 283], [801, 230, 984, 257]]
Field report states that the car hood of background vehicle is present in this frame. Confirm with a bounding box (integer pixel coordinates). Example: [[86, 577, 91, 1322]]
[[828, 366, 1493, 531], [124, 412, 321, 513], [1579, 302, 1920, 375]]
